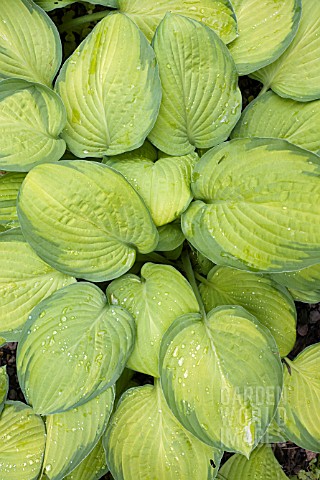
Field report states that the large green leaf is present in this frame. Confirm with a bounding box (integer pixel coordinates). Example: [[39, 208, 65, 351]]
[[43, 387, 114, 479], [199, 266, 296, 357], [117, 0, 237, 44], [148, 14, 241, 156], [277, 344, 320, 452], [0, 367, 8, 415], [251, 0, 320, 101], [55, 13, 161, 158], [104, 381, 222, 480], [218, 444, 289, 479], [17, 161, 158, 282], [0, 173, 25, 230], [0, 231, 76, 341], [0, 401, 46, 480], [232, 91, 320, 153], [270, 264, 320, 303], [160, 306, 283, 456], [17, 282, 135, 414], [0, 0, 61, 86], [107, 263, 199, 377], [182, 138, 320, 273], [64, 439, 108, 480], [228, 0, 301, 75], [104, 152, 196, 226], [0, 79, 66, 172]]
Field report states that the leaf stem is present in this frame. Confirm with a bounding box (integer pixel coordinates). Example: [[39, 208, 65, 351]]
[[257, 83, 269, 97], [181, 251, 206, 319], [59, 10, 110, 31], [194, 272, 211, 287]]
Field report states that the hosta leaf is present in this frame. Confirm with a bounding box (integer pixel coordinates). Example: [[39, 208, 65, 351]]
[[160, 306, 283, 456], [64, 439, 108, 480], [0, 79, 66, 172], [148, 14, 241, 156], [0, 0, 61, 86], [232, 91, 320, 153], [156, 223, 185, 252], [56, 13, 161, 158], [104, 152, 196, 226], [270, 264, 320, 304], [0, 367, 8, 415], [278, 344, 320, 452], [17, 161, 158, 282], [0, 401, 46, 480], [251, 0, 320, 101], [104, 381, 222, 480], [0, 337, 5, 347], [17, 282, 135, 414], [199, 266, 296, 357], [0, 173, 25, 230], [0, 231, 75, 342], [218, 444, 289, 479], [117, 0, 237, 44], [43, 387, 114, 479], [228, 0, 301, 75], [182, 138, 320, 273], [107, 263, 199, 377]]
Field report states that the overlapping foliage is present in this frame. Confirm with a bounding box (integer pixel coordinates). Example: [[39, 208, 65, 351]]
[[0, 0, 320, 478]]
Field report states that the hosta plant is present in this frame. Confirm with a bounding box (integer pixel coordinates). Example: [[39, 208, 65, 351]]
[[0, 0, 320, 479]]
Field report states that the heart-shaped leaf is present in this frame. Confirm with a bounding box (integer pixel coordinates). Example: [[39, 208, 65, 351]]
[[232, 91, 320, 154], [0, 173, 25, 230], [104, 381, 222, 479], [43, 387, 114, 479], [55, 13, 161, 158], [148, 13, 242, 156], [17, 161, 158, 282], [251, 0, 320, 101], [0, 230, 76, 341], [228, 0, 301, 75], [271, 264, 320, 303], [156, 222, 185, 252], [182, 138, 320, 273], [0, 79, 66, 172], [117, 0, 237, 44], [199, 266, 296, 357], [0, 367, 8, 415], [0, 0, 61, 86], [107, 263, 199, 376], [17, 282, 135, 414], [160, 306, 283, 456], [218, 444, 289, 479], [64, 439, 108, 480], [278, 344, 320, 452], [104, 152, 196, 226], [0, 401, 46, 480]]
